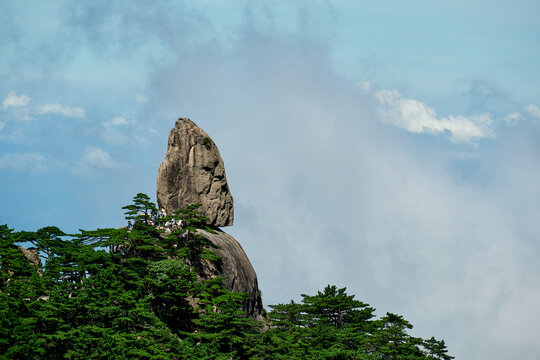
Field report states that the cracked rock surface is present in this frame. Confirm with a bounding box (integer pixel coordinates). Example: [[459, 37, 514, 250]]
[[157, 118, 234, 227]]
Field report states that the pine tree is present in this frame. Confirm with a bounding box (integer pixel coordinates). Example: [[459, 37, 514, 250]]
[[423, 337, 454, 360], [121, 192, 157, 225]]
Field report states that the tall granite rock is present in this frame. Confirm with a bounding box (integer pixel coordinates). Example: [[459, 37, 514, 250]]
[[157, 118, 234, 227], [157, 118, 262, 318]]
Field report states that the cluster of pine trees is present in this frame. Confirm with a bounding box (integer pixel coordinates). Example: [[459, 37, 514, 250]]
[[0, 193, 453, 359]]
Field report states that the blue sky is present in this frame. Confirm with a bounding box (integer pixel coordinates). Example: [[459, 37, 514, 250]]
[[1, 1, 539, 359]]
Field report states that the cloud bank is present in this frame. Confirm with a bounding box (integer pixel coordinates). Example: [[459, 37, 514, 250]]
[[140, 24, 539, 360]]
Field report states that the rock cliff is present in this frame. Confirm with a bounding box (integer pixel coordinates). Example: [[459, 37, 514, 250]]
[[157, 118, 234, 227], [157, 118, 262, 318]]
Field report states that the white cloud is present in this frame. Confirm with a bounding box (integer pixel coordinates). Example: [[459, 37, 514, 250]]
[[374, 89, 495, 142], [524, 104, 540, 119], [356, 81, 371, 92], [73, 146, 128, 174], [83, 146, 119, 168], [2, 91, 30, 110], [0, 121, 5, 132], [505, 112, 522, 123], [2, 93, 85, 122], [109, 117, 129, 126], [39, 103, 85, 118], [135, 94, 147, 103], [504, 104, 540, 124], [0, 152, 47, 172], [100, 117, 135, 145]]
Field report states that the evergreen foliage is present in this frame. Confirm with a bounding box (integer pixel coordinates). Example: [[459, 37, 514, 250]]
[[0, 193, 453, 359]]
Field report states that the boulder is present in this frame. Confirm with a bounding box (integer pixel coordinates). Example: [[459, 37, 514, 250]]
[[157, 118, 234, 227], [195, 228, 263, 319], [17, 246, 41, 267]]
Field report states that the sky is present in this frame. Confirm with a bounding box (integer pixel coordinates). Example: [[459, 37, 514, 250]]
[[1, 1, 539, 358]]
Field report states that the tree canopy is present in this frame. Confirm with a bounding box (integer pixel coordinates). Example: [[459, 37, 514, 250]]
[[0, 193, 453, 359]]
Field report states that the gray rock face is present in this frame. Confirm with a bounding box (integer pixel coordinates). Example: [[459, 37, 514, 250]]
[[195, 229, 263, 319], [157, 118, 234, 227], [17, 246, 40, 267]]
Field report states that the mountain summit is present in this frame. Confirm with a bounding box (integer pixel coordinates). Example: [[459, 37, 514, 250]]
[[157, 118, 262, 318]]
